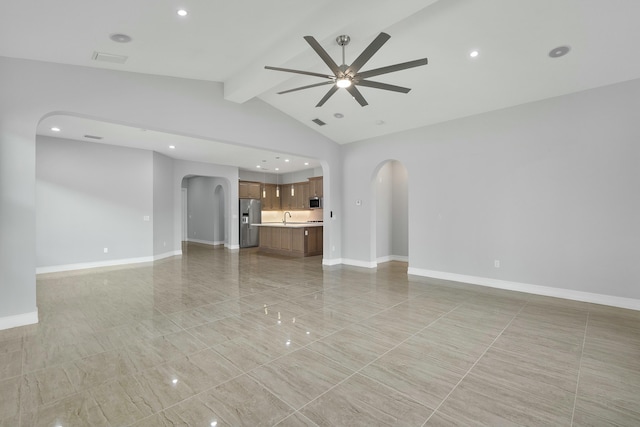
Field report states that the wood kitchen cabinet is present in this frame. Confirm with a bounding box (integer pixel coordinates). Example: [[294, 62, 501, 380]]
[[239, 181, 261, 199], [262, 184, 281, 210], [280, 184, 294, 210], [308, 176, 323, 197], [294, 182, 309, 209], [258, 226, 323, 257]]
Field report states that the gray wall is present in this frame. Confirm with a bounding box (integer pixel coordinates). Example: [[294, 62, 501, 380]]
[[153, 152, 174, 256], [186, 176, 227, 245], [36, 136, 153, 269], [343, 78, 640, 299]]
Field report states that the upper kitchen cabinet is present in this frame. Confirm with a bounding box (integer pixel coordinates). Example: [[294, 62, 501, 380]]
[[308, 176, 323, 198], [295, 182, 309, 209], [239, 181, 261, 199], [262, 183, 281, 210], [280, 184, 295, 210]]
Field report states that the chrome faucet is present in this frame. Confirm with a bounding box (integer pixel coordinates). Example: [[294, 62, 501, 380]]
[[283, 211, 291, 225]]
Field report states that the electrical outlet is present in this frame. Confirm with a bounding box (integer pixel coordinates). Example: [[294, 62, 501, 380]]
[[494, 259, 500, 268]]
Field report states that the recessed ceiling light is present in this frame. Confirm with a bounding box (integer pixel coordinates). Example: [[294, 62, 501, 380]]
[[169, 145, 175, 149], [285, 159, 290, 163], [549, 46, 570, 58], [275, 168, 280, 171], [256, 165, 261, 168], [51, 127, 61, 132], [469, 50, 479, 58], [109, 33, 132, 43], [177, 9, 188, 17], [334, 113, 344, 119], [304, 162, 309, 166]]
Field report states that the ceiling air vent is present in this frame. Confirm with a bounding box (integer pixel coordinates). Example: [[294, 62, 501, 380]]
[[84, 135, 103, 140], [312, 118, 326, 126], [92, 51, 128, 64]]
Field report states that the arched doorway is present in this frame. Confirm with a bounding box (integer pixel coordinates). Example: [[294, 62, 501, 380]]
[[181, 176, 227, 247]]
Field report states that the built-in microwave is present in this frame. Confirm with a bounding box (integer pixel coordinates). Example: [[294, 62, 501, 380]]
[[309, 197, 323, 209]]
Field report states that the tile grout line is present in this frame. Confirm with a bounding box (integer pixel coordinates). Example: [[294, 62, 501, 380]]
[[421, 300, 529, 426], [570, 311, 589, 427], [270, 300, 467, 424]]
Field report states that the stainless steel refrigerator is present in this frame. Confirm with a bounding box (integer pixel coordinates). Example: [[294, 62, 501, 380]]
[[239, 199, 261, 248]]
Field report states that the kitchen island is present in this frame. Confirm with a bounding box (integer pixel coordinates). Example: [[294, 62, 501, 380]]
[[254, 222, 323, 257]]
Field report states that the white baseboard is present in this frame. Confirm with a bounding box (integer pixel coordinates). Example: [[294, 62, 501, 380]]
[[187, 238, 224, 246], [37, 256, 157, 274], [226, 244, 240, 250], [341, 258, 377, 269], [154, 250, 182, 261], [0, 309, 38, 331], [408, 267, 640, 311], [322, 258, 342, 266], [377, 255, 409, 263]]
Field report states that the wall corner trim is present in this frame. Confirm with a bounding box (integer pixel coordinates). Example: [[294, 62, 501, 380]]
[[0, 309, 38, 331], [377, 255, 409, 263], [341, 259, 378, 269], [407, 268, 640, 311], [153, 250, 182, 261]]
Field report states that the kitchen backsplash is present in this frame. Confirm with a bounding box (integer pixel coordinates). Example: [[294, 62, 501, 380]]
[[261, 209, 323, 223]]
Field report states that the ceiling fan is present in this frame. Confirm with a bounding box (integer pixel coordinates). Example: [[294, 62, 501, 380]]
[[265, 32, 428, 107]]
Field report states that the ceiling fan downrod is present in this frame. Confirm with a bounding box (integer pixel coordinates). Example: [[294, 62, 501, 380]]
[[336, 35, 350, 66]]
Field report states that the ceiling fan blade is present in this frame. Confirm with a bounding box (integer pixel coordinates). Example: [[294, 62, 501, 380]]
[[316, 85, 339, 107], [278, 81, 334, 95], [265, 66, 333, 80], [345, 32, 391, 76], [356, 58, 428, 80], [345, 85, 369, 107], [355, 80, 411, 93], [303, 36, 341, 76]]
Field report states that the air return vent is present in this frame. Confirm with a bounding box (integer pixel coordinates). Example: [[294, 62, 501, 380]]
[[92, 51, 128, 64], [312, 118, 326, 126], [84, 135, 103, 140]]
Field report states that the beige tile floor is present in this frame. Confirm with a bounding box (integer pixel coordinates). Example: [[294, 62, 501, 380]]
[[1, 242, 640, 426]]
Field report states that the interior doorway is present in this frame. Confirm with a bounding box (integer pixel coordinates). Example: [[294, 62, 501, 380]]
[[374, 160, 409, 264], [181, 176, 227, 246]]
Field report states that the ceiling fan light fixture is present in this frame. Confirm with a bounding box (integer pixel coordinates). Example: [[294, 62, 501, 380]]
[[336, 78, 352, 88]]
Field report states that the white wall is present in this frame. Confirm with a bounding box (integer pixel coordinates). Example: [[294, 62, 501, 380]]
[[343, 78, 640, 304], [0, 56, 343, 328], [36, 136, 153, 271]]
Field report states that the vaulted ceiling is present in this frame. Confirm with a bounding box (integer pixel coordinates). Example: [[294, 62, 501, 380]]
[[3, 0, 640, 169]]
